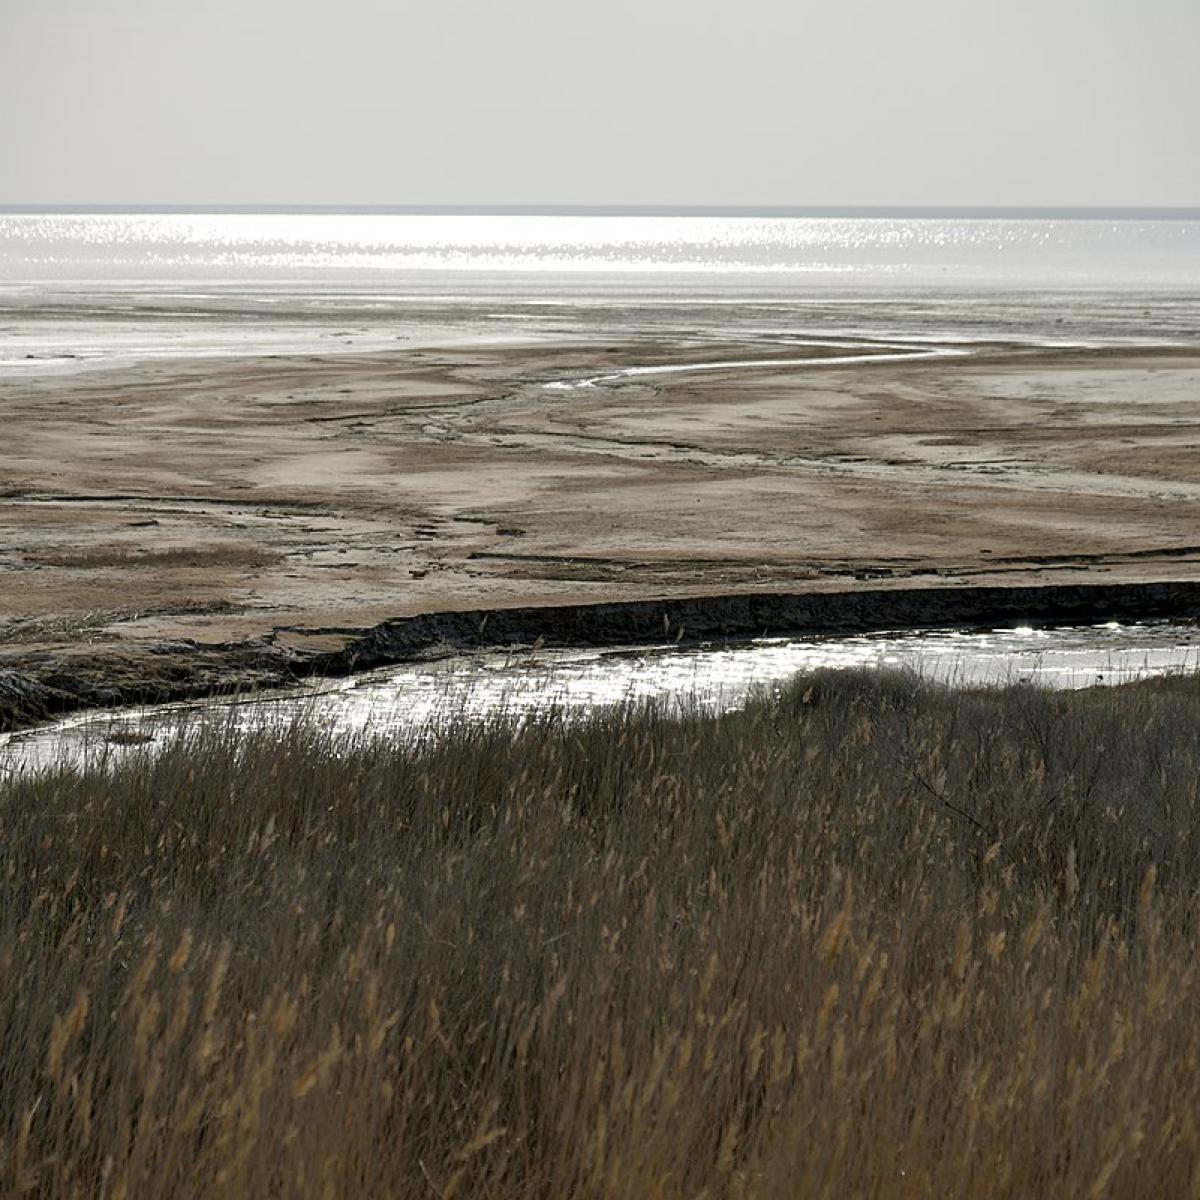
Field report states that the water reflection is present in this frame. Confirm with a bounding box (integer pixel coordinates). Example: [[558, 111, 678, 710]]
[[4, 214, 1199, 288], [544, 343, 968, 389], [2, 621, 1198, 777]]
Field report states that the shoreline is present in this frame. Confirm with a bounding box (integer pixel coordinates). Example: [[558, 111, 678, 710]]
[[4, 578, 1200, 735], [6, 294, 1200, 735]]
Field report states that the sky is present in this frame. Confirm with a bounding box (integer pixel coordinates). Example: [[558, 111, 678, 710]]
[[2, 0, 1198, 209]]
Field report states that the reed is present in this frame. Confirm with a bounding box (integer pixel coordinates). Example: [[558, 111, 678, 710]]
[[2, 669, 1200, 1197]]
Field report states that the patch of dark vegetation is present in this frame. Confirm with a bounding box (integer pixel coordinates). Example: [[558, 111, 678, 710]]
[[0, 668, 64, 729], [0, 642, 300, 733], [2, 671, 1200, 1193], [103, 728, 157, 746], [30, 545, 281, 570]]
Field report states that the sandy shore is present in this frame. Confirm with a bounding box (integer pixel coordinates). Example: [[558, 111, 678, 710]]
[[3, 295, 1200, 725]]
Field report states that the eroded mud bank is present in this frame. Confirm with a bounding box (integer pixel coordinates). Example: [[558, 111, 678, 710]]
[[4, 579, 1200, 733]]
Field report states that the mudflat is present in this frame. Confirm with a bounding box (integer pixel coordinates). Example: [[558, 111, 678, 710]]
[[2, 294, 1200, 721]]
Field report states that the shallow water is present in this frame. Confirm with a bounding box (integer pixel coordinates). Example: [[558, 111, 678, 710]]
[[544, 342, 970, 390], [3, 621, 1198, 778], [3, 215, 1199, 777], [4, 290, 1198, 387], [4, 213, 1199, 289], [4, 214, 1198, 379]]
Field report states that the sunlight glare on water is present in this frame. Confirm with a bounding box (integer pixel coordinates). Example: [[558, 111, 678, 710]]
[[3, 622, 1199, 777], [2, 213, 1199, 287]]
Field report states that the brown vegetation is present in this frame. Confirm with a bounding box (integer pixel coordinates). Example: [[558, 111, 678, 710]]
[[3, 671, 1200, 1196], [30, 545, 279, 571]]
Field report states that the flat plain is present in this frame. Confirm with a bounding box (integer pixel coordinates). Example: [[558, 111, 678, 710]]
[[4, 296, 1200, 665]]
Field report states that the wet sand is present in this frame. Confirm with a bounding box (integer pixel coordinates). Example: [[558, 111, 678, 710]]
[[3, 295, 1200, 724]]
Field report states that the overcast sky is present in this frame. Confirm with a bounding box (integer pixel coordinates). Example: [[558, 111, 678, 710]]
[[2, 0, 1197, 208]]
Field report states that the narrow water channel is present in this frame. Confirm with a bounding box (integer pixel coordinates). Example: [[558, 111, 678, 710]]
[[2, 620, 1198, 778]]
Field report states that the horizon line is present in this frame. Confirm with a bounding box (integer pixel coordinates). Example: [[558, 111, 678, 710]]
[[2, 204, 1199, 220]]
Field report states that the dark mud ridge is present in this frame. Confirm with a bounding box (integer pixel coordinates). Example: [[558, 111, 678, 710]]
[[4, 579, 1200, 734]]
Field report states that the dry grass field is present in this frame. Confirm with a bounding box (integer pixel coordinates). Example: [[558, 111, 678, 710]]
[[3, 670, 1200, 1197]]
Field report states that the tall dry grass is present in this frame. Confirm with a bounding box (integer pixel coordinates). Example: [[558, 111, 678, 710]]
[[3, 669, 1200, 1197]]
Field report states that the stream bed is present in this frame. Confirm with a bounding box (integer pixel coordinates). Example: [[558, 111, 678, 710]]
[[3, 619, 1199, 777]]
